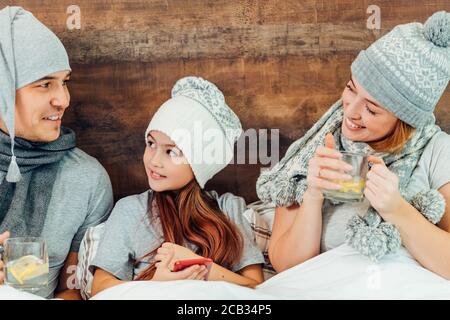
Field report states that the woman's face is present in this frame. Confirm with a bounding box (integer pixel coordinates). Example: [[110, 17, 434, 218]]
[[143, 130, 195, 192], [341, 76, 399, 143], [0, 70, 72, 142]]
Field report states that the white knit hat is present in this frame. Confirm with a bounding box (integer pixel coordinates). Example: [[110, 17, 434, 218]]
[[145, 76, 242, 188]]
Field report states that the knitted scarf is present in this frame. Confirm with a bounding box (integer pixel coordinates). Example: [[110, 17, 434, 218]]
[[0, 127, 76, 237], [257, 100, 446, 261]]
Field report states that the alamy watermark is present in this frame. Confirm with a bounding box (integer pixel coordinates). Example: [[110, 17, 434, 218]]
[[367, 5, 381, 30], [63, 5, 382, 32], [66, 5, 81, 30], [150, 122, 280, 169]]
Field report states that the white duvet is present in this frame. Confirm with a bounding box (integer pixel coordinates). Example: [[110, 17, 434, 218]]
[[92, 244, 450, 300], [2, 244, 449, 300], [257, 244, 450, 300], [0, 285, 45, 300]]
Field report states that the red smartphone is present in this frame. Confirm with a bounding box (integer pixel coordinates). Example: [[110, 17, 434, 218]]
[[172, 258, 213, 279]]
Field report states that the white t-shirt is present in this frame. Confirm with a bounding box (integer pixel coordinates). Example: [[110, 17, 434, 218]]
[[321, 131, 450, 252]]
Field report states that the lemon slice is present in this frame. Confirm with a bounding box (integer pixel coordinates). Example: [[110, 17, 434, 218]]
[[334, 178, 366, 193], [7, 255, 48, 284]]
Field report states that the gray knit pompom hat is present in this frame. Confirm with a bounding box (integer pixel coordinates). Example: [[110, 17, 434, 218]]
[[351, 11, 450, 128]]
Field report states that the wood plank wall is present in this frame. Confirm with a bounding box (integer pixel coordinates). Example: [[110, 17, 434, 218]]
[[2, 0, 449, 202]]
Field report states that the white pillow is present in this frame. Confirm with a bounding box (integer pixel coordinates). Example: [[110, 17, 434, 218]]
[[76, 223, 105, 300], [243, 201, 276, 280]]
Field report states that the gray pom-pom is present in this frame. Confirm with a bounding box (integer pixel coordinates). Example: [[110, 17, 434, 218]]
[[379, 222, 401, 254], [410, 189, 446, 224], [345, 215, 366, 242], [423, 11, 450, 47], [350, 226, 388, 262]]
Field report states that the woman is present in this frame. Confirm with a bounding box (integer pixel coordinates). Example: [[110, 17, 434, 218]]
[[257, 11, 450, 279]]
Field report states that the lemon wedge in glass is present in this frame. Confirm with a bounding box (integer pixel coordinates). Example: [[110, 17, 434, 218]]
[[7, 255, 49, 285], [334, 178, 366, 194]]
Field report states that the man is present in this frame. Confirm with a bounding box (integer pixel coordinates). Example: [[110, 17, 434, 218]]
[[0, 6, 113, 299]]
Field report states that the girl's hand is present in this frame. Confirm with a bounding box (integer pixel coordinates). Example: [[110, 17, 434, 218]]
[[155, 242, 201, 268], [306, 133, 353, 199], [0, 231, 10, 285], [364, 156, 406, 220], [152, 246, 208, 281]]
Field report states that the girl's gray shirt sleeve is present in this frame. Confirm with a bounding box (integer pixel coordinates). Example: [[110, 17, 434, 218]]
[[211, 191, 265, 272], [89, 197, 139, 281]]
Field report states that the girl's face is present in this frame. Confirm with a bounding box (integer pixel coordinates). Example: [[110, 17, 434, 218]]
[[341, 76, 399, 143], [143, 130, 195, 192], [0, 70, 71, 142]]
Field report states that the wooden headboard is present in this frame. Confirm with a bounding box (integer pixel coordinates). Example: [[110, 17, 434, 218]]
[[5, 0, 449, 202]]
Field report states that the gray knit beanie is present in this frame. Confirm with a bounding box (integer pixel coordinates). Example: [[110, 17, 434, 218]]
[[351, 11, 450, 128]]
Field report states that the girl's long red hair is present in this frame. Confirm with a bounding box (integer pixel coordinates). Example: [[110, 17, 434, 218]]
[[135, 180, 243, 280]]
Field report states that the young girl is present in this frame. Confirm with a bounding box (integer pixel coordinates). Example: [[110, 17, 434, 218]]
[[90, 76, 265, 296]]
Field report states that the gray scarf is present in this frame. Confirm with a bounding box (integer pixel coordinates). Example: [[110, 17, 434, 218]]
[[0, 127, 76, 237], [257, 100, 446, 261]]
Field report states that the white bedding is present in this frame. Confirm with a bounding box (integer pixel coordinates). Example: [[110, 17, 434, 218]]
[[91, 279, 275, 300], [2, 244, 449, 300], [92, 244, 450, 300], [257, 244, 450, 300], [0, 285, 45, 300]]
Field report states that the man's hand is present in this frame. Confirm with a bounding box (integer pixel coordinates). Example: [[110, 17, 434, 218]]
[[0, 231, 11, 285]]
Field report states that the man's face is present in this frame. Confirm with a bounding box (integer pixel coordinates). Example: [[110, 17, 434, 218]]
[[0, 70, 71, 142]]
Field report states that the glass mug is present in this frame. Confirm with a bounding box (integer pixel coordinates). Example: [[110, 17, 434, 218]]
[[321, 152, 369, 203], [0, 237, 49, 293]]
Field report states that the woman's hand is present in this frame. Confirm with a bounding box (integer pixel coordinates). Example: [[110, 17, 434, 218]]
[[306, 133, 353, 199], [0, 231, 11, 285], [364, 156, 406, 220], [152, 244, 208, 281]]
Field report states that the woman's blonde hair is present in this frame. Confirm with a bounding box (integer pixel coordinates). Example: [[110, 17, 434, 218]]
[[369, 120, 415, 153]]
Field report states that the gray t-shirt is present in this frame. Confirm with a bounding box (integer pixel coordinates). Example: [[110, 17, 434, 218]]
[[90, 190, 265, 281], [0, 148, 114, 298], [321, 131, 450, 252]]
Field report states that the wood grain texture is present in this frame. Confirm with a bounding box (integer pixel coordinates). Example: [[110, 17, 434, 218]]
[[2, 0, 449, 202]]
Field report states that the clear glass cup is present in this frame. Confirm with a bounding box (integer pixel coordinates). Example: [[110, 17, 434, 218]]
[[1, 237, 49, 293], [322, 151, 369, 203]]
